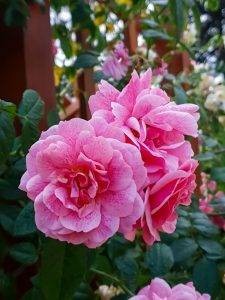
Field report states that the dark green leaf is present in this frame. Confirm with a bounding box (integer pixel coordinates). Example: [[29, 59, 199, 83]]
[[19, 90, 44, 152], [193, 258, 220, 297], [169, 0, 184, 41], [211, 167, 225, 183], [0, 205, 20, 235], [14, 202, 37, 236], [48, 108, 60, 127], [115, 256, 138, 291], [74, 53, 99, 69], [170, 238, 198, 262], [143, 29, 172, 41], [198, 238, 225, 260], [9, 242, 38, 265], [145, 243, 174, 276], [0, 112, 15, 164], [0, 178, 24, 201], [40, 239, 88, 300], [191, 212, 219, 237], [60, 36, 73, 58]]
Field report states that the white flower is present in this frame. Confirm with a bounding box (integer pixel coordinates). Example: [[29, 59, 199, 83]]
[[199, 73, 216, 93], [183, 23, 197, 46], [97, 285, 123, 300], [205, 85, 225, 112]]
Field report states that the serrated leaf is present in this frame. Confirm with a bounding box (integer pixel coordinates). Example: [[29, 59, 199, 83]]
[[14, 202, 37, 236], [9, 242, 38, 265], [18, 90, 44, 152], [198, 238, 225, 260], [191, 212, 219, 236], [170, 238, 198, 262], [40, 239, 88, 300], [145, 243, 174, 276]]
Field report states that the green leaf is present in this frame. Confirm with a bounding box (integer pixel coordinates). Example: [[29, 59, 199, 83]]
[[145, 243, 174, 276], [9, 242, 38, 265], [0, 178, 24, 201], [195, 152, 215, 161], [204, 0, 220, 11], [18, 90, 44, 152], [173, 84, 188, 104], [74, 53, 99, 70], [115, 256, 138, 291], [0, 204, 20, 235], [198, 238, 225, 260], [40, 239, 88, 300], [4, 0, 29, 27], [48, 108, 60, 127], [169, 0, 184, 41], [170, 238, 198, 263], [152, 0, 168, 4], [0, 100, 16, 119], [191, 212, 219, 237], [175, 217, 191, 235], [14, 202, 37, 236], [60, 36, 73, 59], [193, 258, 220, 297], [0, 111, 15, 164], [141, 19, 159, 28], [143, 29, 172, 41], [211, 167, 225, 183], [19, 90, 44, 123]]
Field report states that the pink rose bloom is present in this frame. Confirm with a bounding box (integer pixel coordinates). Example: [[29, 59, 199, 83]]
[[129, 278, 210, 300], [89, 69, 199, 184], [19, 117, 146, 248], [89, 69, 199, 244], [102, 41, 131, 80], [141, 159, 198, 244], [207, 180, 217, 192]]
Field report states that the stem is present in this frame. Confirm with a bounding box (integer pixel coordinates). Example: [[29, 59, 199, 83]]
[[90, 268, 134, 297]]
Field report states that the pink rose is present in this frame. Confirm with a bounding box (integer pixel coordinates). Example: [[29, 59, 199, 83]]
[[19, 117, 146, 248], [89, 69, 199, 185], [89, 69, 199, 244], [102, 41, 131, 80], [141, 159, 198, 245], [129, 278, 211, 300]]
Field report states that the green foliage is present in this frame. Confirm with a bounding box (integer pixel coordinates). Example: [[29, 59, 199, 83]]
[[145, 243, 174, 276], [18, 90, 44, 152], [40, 239, 88, 300]]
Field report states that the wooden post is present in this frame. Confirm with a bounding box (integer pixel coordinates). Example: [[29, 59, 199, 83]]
[[76, 29, 96, 120], [0, 0, 56, 129]]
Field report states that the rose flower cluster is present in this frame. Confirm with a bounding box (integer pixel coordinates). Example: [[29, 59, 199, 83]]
[[19, 69, 199, 248]]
